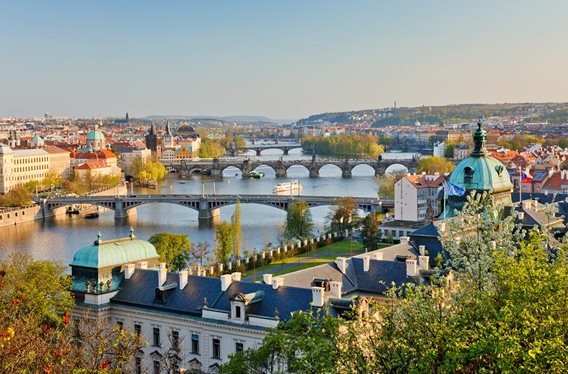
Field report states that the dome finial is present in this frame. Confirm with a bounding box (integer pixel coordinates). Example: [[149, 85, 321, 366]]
[[471, 118, 487, 157], [95, 231, 102, 245], [129, 226, 136, 239]]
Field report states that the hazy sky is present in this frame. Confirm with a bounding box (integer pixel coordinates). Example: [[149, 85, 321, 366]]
[[1, 0, 567, 119]]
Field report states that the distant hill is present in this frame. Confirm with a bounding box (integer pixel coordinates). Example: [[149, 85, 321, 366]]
[[144, 114, 278, 125], [296, 102, 568, 127]]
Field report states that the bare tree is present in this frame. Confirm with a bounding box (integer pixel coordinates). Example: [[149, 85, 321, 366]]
[[190, 241, 211, 267]]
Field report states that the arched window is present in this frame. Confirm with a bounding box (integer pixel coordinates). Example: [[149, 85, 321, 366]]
[[464, 167, 474, 184]]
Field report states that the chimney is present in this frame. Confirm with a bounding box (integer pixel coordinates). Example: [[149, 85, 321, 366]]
[[231, 272, 242, 282], [137, 261, 148, 269], [329, 281, 342, 298], [335, 257, 347, 273], [371, 252, 383, 261], [124, 263, 135, 280], [311, 286, 324, 307], [518, 212, 524, 220], [399, 236, 410, 242], [406, 259, 418, 277], [178, 270, 188, 289], [418, 255, 429, 270], [363, 255, 370, 272], [272, 277, 284, 289], [418, 245, 426, 256], [158, 263, 167, 287], [220, 274, 232, 291], [263, 273, 273, 285]]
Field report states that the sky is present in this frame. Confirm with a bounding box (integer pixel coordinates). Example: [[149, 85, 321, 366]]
[[1, 0, 567, 120]]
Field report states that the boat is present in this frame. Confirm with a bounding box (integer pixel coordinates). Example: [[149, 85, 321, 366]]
[[145, 181, 157, 189], [66, 205, 80, 215], [273, 180, 302, 193], [84, 212, 99, 219], [248, 170, 265, 179]]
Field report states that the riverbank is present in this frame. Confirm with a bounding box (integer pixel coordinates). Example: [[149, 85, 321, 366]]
[[0, 184, 127, 228]]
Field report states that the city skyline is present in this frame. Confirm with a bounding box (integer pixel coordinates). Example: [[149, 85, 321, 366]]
[[1, 0, 567, 119]]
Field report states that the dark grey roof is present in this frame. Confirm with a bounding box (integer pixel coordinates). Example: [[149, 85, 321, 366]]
[[111, 269, 314, 321], [212, 281, 314, 321], [410, 223, 441, 238], [349, 258, 416, 295], [112, 271, 222, 316]]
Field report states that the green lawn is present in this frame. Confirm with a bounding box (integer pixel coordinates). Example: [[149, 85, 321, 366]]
[[245, 240, 389, 279]]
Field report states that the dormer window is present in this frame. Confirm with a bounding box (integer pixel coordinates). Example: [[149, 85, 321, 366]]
[[464, 167, 474, 184], [235, 305, 241, 319]]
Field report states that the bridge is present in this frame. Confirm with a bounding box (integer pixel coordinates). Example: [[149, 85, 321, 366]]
[[173, 156, 419, 178], [227, 143, 304, 156], [37, 194, 391, 222]]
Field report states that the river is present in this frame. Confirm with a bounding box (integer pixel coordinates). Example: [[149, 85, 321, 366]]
[[0, 149, 415, 265]]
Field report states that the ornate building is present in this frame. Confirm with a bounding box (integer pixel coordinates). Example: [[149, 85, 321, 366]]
[[443, 121, 513, 217]]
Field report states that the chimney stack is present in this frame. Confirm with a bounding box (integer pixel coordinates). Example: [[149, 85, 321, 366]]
[[124, 263, 135, 279], [406, 259, 418, 277], [231, 272, 242, 282], [335, 257, 347, 273], [311, 286, 324, 307], [363, 255, 370, 272], [158, 263, 167, 287], [329, 281, 342, 298], [220, 274, 232, 291], [418, 255, 429, 270], [263, 273, 273, 285], [178, 270, 188, 289], [137, 261, 148, 269], [272, 277, 284, 289], [419, 245, 426, 256]]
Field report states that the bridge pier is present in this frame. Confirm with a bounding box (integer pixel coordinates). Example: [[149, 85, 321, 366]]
[[255, 149, 262, 156], [275, 167, 287, 178], [283, 148, 289, 155], [342, 167, 352, 179], [198, 208, 220, 225], [309, 167, 319, 178]]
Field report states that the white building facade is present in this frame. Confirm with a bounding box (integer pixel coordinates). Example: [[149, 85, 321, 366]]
[[394, 173, 444, 222]]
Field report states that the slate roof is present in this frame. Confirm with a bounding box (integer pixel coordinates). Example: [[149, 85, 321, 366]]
[[213, 281, 313, 321], [111, 270, 314, 321], [349, 257, 416, 294]]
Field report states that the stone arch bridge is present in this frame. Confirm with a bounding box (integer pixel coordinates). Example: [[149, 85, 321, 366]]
[[227, 144, 304, 156], [174, 156, 419, 178], [37, 194, 391, 222]]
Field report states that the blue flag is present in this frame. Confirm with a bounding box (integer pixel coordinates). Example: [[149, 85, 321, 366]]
[[444, 181, 466, 197]]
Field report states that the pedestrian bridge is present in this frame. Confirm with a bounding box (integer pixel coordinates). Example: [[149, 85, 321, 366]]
[[37, 194, 391, 222]]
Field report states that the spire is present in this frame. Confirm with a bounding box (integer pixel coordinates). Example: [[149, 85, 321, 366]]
[[471, 119, 488, 157], [149, 121, 155, 135], [165, 121, 172, 136]]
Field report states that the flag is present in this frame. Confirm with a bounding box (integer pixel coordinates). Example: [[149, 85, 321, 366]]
[[521, 171, 533, 183], [444, 181, 466, 197]]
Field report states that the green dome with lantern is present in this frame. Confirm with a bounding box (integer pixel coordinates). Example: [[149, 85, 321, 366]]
[[442, 121, 513, 218]]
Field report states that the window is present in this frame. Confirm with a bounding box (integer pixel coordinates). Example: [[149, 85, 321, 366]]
[[464, 167, 474, 184], [153, 360, 160, 374], [116, 321, 123, 330], [191, 334, 199, 354], [236, 342, 244, 353], [235, 305, 241, 319], [135, 324, 142, 338], [135, 357, 142, 374], [171, 330, 180, 350], [153, 327, 161, 347], [212, 338, 221, 359]]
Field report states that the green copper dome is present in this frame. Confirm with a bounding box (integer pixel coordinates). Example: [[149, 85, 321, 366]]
[[71, 232, 159, 269], [87, 125, 105, 141], [442, 121, 513, 218]]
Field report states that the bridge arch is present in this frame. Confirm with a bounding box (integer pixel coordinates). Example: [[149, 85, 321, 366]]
[[253, 164, 277, 177], [220, 165, 243, 177], [351, 163, 376, 176], [318, 163, 343, 177], [258, 148, 284, 156], [285, 164, 310, 178], [384, 163, 410, 175]]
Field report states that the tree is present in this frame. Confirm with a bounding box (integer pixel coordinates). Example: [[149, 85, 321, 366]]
[[329, 197, 358, 232], [0, 254, 144, 373], [0, 186, 33, 207], [215, 221, 234, 263], [284, 201, 314, 240], [231, 198, 242, 258], [361, 214, 381, 250], [417, 156, 455, 174], [190, 241, 211, 266], [148, 232, 191, 271], [301, 134, 385, 158], [377, 173, 403, 199]]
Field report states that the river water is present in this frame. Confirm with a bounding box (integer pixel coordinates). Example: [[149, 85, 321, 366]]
[[0, 148, 414, 265]]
